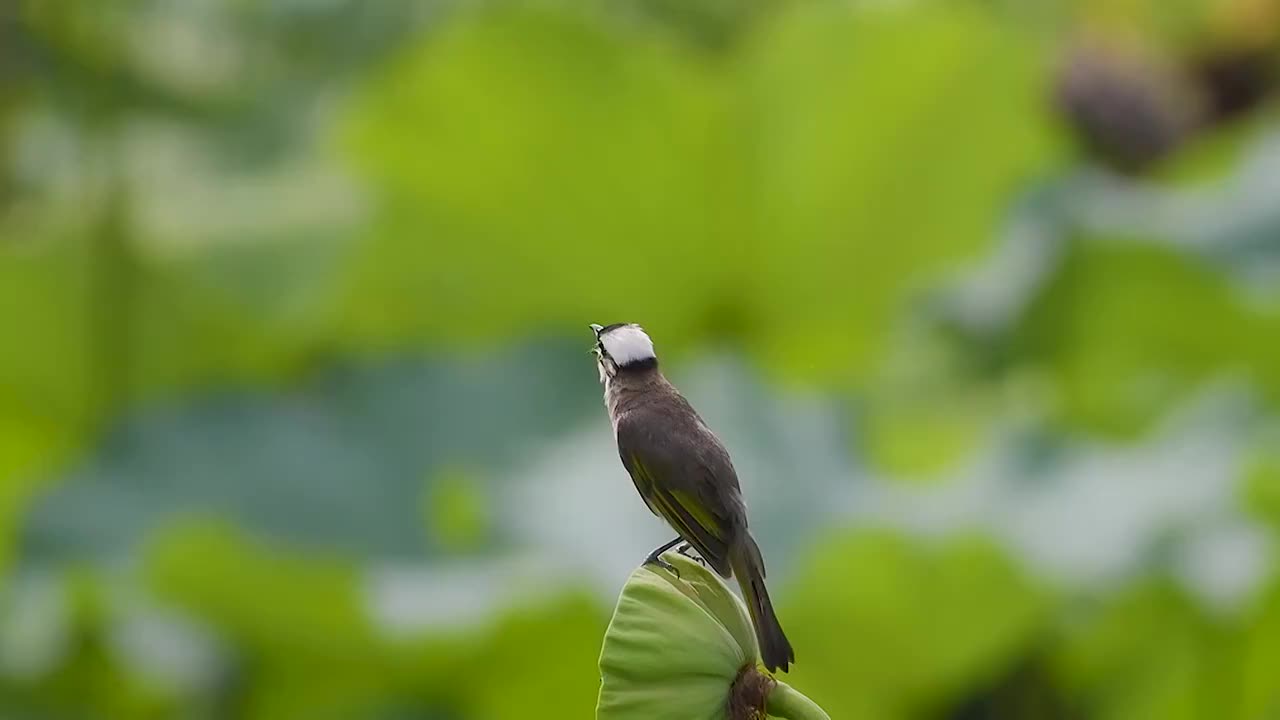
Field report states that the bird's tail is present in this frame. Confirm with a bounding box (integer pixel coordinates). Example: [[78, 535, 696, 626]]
[[730, 532, 794, 674]]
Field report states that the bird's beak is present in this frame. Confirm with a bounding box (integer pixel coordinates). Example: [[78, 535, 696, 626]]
[[589, 323, 604, 336]]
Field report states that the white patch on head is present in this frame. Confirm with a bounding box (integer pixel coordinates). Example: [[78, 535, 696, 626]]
[[600, 325, 656, 366]]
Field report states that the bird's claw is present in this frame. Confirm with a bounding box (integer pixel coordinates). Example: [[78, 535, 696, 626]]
[[644, 553, 680, 578], [676, 543, 709, 567]]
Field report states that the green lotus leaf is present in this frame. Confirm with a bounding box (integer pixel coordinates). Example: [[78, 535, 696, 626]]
[[653, 553, 759, 662], [598, 552, 829, 720], [598, 552, 753, 719]]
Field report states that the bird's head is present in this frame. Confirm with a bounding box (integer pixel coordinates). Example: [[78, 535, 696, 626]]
[[590, 322, 657, 381]]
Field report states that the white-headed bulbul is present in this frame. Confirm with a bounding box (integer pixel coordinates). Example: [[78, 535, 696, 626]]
[[590, 322, 795, 673]]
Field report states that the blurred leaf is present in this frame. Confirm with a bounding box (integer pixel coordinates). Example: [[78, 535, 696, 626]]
[[738, 1, 1061, 382], [146, 521, 373, 656], [0, 414, 69, 579], [0, 569, 179, 720], [126, 243, 332, 396], [0, 236, 98, 428], [0, 234, 91, 576], [19, 342, 596, 563], [1242, 443, 1280, 530], [1154, 109, 1273, 184], [342, 4, 733, 352], [462, 589, 604, 720], [0, 228, 324, 435], [862, 395, 990, 480], [4, 3, 1280, 719], [627, 0, 781, 52], [343, 1, 1060, 385], [860, 327, 996, 479], [1054, 580, 1242, 720], [426, 467, 490, 553], [1070, 0, 1216, 51], [1239, 576, 1280, 719], [942, 648, 1078, 719], [144, 521, 449, 720], [781, 531, 1048, 719], [1012, 241, 1280, 435]]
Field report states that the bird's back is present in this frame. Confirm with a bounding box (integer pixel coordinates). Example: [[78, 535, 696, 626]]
[[609, 371, 747, 576]]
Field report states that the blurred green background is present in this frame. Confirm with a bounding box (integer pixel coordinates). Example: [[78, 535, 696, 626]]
[[2, 0, 1280, 718]]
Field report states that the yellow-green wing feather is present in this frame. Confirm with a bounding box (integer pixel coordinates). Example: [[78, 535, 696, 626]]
[[626, 452, 731, 576]]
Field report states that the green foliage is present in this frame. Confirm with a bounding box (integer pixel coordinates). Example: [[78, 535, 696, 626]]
[[138, 520, 605, 719], [460, 592, 604, 719], [1, 0, 1279, 718], [782, 532, 1049, 718], [1240, 579, 1280, 718], [598, 554, 756, 719], [0, 232, 99, 427], [598, 552, 827, 720], [736, 2, 1062, 381], [146, 522, 374, 656], [1243, 442, 1280, 530], [1056, 581, 1243, 719], [0, 413, 67, 577], [1013, 241, 1280, 435], [427, 467, 491, 553], [344, 1, 1060, 382]]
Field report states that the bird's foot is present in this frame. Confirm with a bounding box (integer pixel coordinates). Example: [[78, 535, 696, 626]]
[[676, 543, 709, 568], [644, 547, 680, 578], [644, 553, 679, 577]]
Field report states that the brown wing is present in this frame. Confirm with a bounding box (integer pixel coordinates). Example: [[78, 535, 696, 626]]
[[615, 405, 743, 578]]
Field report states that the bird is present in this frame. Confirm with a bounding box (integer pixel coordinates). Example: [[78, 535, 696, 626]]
[[589, 322, 795, 673]]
